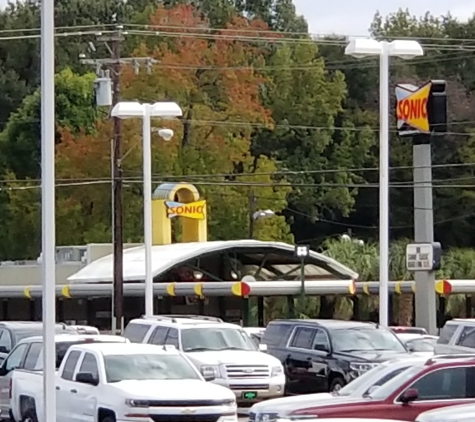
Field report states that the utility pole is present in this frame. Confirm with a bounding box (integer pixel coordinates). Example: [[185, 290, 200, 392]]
[[81, 25, 157, 334], [248, 190, 256, 239]]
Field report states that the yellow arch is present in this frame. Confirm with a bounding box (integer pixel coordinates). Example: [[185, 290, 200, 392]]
[[152, 182, 207, 245]]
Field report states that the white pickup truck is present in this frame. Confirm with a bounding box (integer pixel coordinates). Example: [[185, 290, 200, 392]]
[[11, 342, 237, 422], [0, 333, 127, 421]]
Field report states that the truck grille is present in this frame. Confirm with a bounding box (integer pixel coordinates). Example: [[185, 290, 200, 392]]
[[230, 384, 269, 390], [225, 364, 270, 379], [147, 400, 233, 407], [150, 416, 220, 422]]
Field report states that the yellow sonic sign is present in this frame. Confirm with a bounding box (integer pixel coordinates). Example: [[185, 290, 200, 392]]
[[396, 82, 431, 134], [165, 200, 206, 220]]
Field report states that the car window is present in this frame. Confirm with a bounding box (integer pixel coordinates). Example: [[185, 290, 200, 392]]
[[149, 327, 169, 345], [123, 323, 150, 343], [5, 343, 28, 371], [312, 328, 330, 352], [262, 323, 293, 347], [165, 328, 179, 347], [23, 343, 43, 371], [0, 330, 12, 353], [407, 367, 475, 401], [437, 323, 458, 345], [331, 327, 406, 353], [78, 353, 99, 381], [61, 351, 81, 381], [456, 327, 475, 348], [289, 327, 316, 349]]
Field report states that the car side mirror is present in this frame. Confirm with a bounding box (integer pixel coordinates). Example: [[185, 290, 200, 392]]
[[314, 344, 330, 354], [367, 385, 380, 395], [75, 372, 98, 386], [406, 343, 416, 352], [0, 363, 7, 376], [259, 344, 268, 352], [0, 346, 9, 354], [400, 388, 418, 404]]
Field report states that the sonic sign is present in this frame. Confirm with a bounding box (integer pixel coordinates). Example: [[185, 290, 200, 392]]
[[165, 200, 206, 220], [396, 82, 432, 135]]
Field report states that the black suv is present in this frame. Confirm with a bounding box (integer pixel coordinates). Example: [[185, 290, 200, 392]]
[[261, 319, 410, 393]]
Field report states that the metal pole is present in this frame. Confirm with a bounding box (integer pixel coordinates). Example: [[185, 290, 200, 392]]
[[249, 190, 255, 239], [112, 29, 124, 333], [143, 105, 154, 316], [41, 0, 56, 419], [110, 140, 116, 333], [379, 42, 390, 327], [413, 141, 437, 333], [300, 256, 305, 300]]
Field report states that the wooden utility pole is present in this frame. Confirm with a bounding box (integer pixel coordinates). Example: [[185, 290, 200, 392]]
[[81, 25, 157, 333]]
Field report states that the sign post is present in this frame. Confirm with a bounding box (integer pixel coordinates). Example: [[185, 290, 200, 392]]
[[396, 80, 446, 334]]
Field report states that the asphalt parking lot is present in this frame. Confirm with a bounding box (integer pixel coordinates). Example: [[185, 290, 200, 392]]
[[239, 418, 248, 422]]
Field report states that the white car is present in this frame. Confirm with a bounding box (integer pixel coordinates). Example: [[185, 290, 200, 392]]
[[124, 315, 285, 403], [11, 342, 237, 422], [416, 403, 475, 421], [248, 356, 427, 422], [396, 333, 438, 356]]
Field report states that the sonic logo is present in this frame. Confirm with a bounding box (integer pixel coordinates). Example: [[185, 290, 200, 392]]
[[165, 200, 206, 220], [396, 82, 432, 134]]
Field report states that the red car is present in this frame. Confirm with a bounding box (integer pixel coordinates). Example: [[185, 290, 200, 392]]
[[290, 355, 475, 421]]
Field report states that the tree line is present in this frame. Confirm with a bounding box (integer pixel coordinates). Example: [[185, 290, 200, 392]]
[[0, 0, 475, 294]]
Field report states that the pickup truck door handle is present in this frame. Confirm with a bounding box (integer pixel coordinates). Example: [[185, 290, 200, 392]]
[[55, 386, 60, 390], [70, 389, 77, 393]]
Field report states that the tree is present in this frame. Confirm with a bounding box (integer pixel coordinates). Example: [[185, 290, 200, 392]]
[[0, 68, 97, 179]]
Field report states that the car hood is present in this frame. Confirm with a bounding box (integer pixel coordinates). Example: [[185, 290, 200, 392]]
[[290, 396, 374, 415], [417, 403, 475, 421], [110, 379, 235, 400], [187, 350, 280, 366], [250, 393, 337, 414], [336, 350, 410, 362]]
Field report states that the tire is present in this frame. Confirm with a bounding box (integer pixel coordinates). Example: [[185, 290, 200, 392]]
[[329, 376, 345, 392], [101, 416, 115, 422], [21, 409, 37, 422]]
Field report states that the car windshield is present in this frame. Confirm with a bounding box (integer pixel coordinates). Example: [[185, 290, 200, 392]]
[[406, 338, 436, 352], [104, 354, 201, 383], [369, 365, 423, 399], [181, 328, 258, 352], [332, 327, 406, 353]]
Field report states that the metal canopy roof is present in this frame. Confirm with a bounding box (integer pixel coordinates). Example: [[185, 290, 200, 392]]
[[67, 240, 358, 284]]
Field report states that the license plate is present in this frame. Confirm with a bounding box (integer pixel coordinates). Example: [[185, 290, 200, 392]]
[[242, 391, 258, 400]]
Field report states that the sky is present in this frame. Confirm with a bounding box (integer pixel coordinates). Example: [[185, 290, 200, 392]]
[[293, 0, 475, 36]]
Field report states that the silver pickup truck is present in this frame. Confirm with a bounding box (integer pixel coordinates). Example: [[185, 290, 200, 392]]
[[434, 319, 475, 354]]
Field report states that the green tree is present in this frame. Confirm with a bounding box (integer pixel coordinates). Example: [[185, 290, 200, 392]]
[[0, 68, 97, 179]]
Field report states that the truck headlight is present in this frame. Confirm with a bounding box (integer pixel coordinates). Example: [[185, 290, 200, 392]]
[[125, 399, 149, 407], [271, 366, 283, 377], [201, 365, 222, 378], [257, 412, 279, 421], [349, 362, 378, 378]]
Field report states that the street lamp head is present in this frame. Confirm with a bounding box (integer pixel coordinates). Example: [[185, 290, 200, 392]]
[[345, 38, 383, 58], [157, 128, 174, 141], [295, 244, 310, 258], [252, 209, 275, 220], [111, 101, 183, 119], [387, 40, 424, 59], [111, 101, 146, 118], [150, 102, 183, 119]]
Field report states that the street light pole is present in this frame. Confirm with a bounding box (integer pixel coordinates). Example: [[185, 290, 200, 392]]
[[41, 0, 56, 420], [112, 101, 182, 316], [143, 104, 153, 317], [345, 38, 423, 327], [379, 42, 390, 328]]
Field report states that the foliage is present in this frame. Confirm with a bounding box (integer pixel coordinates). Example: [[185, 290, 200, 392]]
[[1, 0, 475, 322]]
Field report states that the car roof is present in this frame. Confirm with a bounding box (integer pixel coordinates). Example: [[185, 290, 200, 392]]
[[131, 317, 241, 330], [278, 419, 407, 422], [0, 321, 68, 329], [73, 342, 181, 355], [417, 402, 475, 418], [270, 319, 377, 329], [18, 334, 127, 344]]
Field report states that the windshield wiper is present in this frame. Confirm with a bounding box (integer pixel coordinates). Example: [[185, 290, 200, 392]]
[[185, 347, 211, 352]]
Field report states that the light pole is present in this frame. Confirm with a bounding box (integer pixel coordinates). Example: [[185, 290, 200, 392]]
[[111, 101, 182, 317], [295, 244, 310, 300], [345, 38, 423, 327]]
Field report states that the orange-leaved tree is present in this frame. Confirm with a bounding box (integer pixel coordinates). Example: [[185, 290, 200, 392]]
[[119, 4, 291, 241]]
